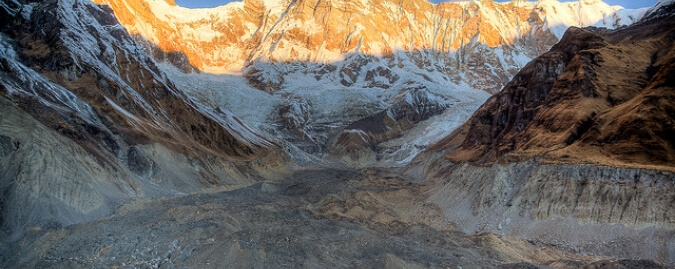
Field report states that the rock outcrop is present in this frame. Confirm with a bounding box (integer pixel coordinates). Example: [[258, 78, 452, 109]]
[[419, 160, 674, 264], [86, 0, 649, 166], [79, 0, 651, 166]]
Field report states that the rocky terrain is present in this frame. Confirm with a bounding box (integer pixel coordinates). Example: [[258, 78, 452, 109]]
[[0, 0, 673, 268], [2, 168, 668, 268]]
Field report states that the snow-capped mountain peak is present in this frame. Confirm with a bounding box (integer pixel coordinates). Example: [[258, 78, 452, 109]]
[[93, 0, 644, 74]]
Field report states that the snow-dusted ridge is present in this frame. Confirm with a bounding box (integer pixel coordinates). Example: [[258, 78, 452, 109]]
[[89, 0, 651, 165], [94, 0, 646, 72]]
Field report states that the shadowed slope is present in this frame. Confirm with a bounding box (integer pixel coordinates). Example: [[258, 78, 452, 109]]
[[0, 0, 292, 238]]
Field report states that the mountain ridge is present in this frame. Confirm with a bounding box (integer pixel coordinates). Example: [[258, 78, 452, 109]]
[[93, 0, 645, 93], [87, 0, 651, 166], [406, 5, 675, 264], [92, 0, 643, 70]]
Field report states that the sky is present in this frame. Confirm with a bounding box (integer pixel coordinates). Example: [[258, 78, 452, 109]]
[[174, 0, 659, 9]]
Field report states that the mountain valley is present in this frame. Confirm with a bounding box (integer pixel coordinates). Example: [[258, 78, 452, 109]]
[[0, 0, 673, 268]]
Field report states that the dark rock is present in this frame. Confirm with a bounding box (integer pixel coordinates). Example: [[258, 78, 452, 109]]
[[127, 146, 154, 178], [279, 98, 311, 139], [327, 85, 448, 163], [0, 134, 13, 158], [365, 66, 399, 89]]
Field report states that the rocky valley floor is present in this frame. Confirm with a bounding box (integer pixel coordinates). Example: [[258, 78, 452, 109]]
[[1, 168, 669, 268]]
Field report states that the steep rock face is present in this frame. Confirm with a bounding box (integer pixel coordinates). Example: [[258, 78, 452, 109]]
[[410, 4, 675, 265], [433, 9, 675, 170], [4, 0, 274, 161], [92, 0, 643, 93], [0, 0, 292, 238]]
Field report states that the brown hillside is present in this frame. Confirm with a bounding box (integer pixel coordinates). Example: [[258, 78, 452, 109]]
[[432, 12, 675, 170]]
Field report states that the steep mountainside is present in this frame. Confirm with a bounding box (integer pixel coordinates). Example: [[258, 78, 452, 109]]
[[431, 2, 675, 170], [411, 2, 675, 265], [0, 0, 292, 239]]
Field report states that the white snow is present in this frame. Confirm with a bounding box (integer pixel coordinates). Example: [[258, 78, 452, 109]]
[[0, 34, 101, 125], [375, 82, 490, 167], [530, 0, 643, 38], [147, 0, 239, 23], [58, 0, 169, 121], [158, 63, 280, 131], [105, 96, 140, 121], [646, 0, 675, 17], [655, 0, 675, 7]]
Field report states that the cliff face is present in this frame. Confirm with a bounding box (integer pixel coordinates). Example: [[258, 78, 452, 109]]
[[420, 160, 675, 264], [92, 0, 642, 93], [432, 7, 675, 170], [0, 0, 292, 238], [411, 4, 675, 265]]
